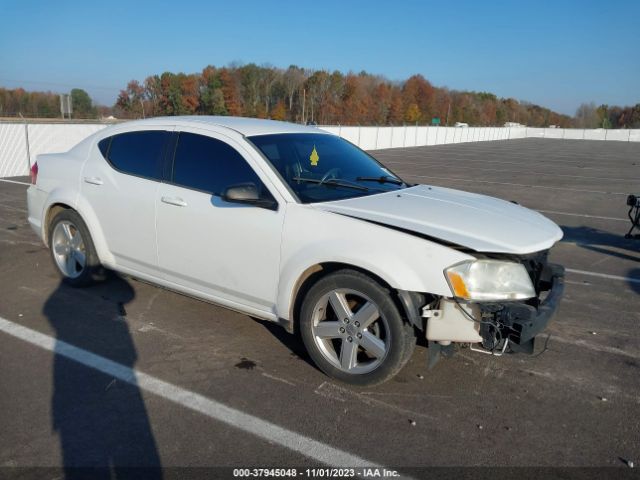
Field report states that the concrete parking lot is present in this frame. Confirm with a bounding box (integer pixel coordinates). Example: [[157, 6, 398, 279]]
[[0, 138, 639, 477]]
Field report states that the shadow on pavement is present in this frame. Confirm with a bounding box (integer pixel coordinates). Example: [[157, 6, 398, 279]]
[[561, 225, 640, 295], [561, 225, 640, 254], [250, 317, 317, 368], [582, 244, 640, 263], [628, 268, 640, 295], [561, 225, 640, 261], [44, 273, 162, 479]]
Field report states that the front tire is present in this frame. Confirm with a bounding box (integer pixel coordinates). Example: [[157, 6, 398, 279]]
[[300, 269, 416, 386], [48, 209, 103, 287]]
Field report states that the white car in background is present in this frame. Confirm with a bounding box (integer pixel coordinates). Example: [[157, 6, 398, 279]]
[[27, 117, 565, 385]]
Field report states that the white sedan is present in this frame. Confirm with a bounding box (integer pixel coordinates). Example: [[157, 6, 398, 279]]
[[27, 117, 565, 385]]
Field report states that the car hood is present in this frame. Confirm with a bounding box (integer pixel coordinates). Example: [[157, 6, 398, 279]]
[[313, 184, 563, 254]]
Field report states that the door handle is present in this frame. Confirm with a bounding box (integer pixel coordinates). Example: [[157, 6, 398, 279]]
[[161, 196, 187, 207], [83, 176, 103, 185]]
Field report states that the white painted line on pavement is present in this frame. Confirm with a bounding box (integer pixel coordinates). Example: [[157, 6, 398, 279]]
[[566, 268, 640, 285], [380, 157, 633, 173], [405, 174, 629, 195], [388, 161, 638, 182], [0, 316, 381, 468], [0, 178, 30, 186], [538, 210, 628, 222], [550, 335, 640, 360]]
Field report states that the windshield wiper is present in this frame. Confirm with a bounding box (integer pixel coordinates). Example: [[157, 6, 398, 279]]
[[292, 177, 370, 191], [355, 175, 404, 185]]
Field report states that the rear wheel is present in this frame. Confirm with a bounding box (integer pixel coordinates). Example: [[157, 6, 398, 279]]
[[49, 209, 103, 287], [300, 269, 416, 386]]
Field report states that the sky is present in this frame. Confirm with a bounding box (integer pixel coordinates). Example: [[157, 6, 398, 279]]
[[1, 0, 638, 116]]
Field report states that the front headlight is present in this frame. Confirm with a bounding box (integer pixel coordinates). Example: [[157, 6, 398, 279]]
[[445, 260, 535, 301]]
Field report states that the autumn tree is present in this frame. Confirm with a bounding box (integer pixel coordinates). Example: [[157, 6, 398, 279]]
[[596, 105, 611, 129], [404, 103, 421, 123], [306, 70, 337, 124], [260, 65, 281, 117], [239, 63, 262, 116], [371, 82, 393, 124], [271, 100, 287, 120], [0, 88, 61, 117], [388, 88, 404, 125], [219, 68, 243, 116], [341, 74, 366, 124], [180, 74, 199, 113], [283, 65, 305, 114], [144, 76, 161, 116], [152, 72, 200, 115], [70, 88, 94, 118], [617, 104, 640, 128], [402, 75, 434, 122], [116, 80, 145, 117], [575, 102, 599, 128]]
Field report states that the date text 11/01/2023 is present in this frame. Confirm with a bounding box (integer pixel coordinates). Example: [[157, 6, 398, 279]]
[[232, 468, 401, 477]]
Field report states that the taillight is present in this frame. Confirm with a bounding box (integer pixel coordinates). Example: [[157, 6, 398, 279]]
[[30, 162, 38, 185]]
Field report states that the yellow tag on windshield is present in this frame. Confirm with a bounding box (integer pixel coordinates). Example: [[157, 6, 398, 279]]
[[309, 145, 319, 166]]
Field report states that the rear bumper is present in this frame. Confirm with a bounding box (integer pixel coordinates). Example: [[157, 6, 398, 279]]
[[26, 185, 46, 242], [478, 263, 565, 352]]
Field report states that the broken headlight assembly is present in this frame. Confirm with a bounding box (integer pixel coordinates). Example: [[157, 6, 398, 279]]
[[445, 259, 536, 301]]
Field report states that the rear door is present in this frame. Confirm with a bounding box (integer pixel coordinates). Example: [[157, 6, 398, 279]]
[[155, 129, 285, 316], [81, 128, 171, 276]]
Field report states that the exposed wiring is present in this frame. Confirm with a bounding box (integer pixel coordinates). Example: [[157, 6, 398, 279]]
[[451, 297, 504, 354], [531, 333, 552, 358], [452, 296, 552, 358]]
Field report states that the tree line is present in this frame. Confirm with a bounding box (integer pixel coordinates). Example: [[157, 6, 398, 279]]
[[0, 87, 98, 119], [574, 102, 640, 129], [1, 64, 638, 128], [115, 64, 574, 127]]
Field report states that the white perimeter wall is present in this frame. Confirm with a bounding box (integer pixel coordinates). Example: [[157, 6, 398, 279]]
[[0, 123, 108, 178], [1, 122, 639, 178]]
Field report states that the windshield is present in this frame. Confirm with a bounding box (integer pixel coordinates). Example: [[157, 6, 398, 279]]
[[248, 133, 408, 203]]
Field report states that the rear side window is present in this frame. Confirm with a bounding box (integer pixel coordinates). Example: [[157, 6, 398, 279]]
[[105, 130, 169, 180], [97, 137, 110, 158], [172, 132, 264, 195]]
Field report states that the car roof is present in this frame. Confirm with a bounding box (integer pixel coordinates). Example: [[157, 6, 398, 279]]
[[116, 116, 329, 137]]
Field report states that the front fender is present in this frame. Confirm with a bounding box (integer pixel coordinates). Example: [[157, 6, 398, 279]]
[[276, 205, 473, 321]]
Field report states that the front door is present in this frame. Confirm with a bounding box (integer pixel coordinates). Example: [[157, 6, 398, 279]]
[[156, 129, 284, 315]]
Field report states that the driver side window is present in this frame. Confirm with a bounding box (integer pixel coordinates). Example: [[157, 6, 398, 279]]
[[171, 132, 270, 198]]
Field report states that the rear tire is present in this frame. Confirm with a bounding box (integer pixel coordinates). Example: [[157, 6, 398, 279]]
[[48, 209, 104, 287], [299, 269, 416, 386]]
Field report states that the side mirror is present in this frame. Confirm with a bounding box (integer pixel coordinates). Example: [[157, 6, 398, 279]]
[[222, 183, 277, 210]]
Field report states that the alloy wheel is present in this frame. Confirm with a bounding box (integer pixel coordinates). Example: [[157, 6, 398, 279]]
[[51, 220, 86, 279], [311, 288, 390, 374]]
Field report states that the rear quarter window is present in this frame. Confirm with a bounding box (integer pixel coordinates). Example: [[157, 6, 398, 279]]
[[97, 137, 111, 158], [104, 130, 169, 180]]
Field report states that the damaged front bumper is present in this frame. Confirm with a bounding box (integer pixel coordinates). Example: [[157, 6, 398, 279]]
[[400, 256, 565, 365], [415, 261, 565, 366], [477, 263, 565, 354]]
